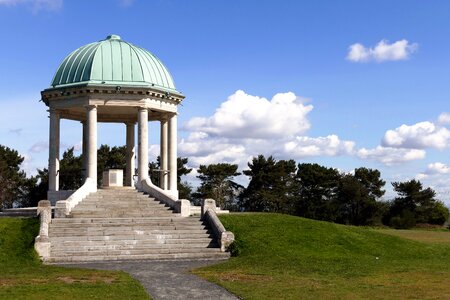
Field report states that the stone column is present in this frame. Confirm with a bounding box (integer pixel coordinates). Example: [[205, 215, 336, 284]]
[[160, 118, 168, 190], [86, 105, 97, 184], [168, 114, 178, 195], [81, 121, 88, 180], [137, 108, 149, 184], [125, 122, 135, 187], [48, 109, 60, 192]]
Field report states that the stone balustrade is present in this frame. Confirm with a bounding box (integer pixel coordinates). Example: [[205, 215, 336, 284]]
[[54, 177, 96, 218], [201, 199, 235, 252], [141, 178, 190, 217], [34, 200, 52, 259]]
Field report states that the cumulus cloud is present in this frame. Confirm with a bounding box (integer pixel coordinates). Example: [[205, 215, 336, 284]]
[[347, 39, 418, 63], [180, 90, 355, 168], [283, 135, 355, 157], [382, 121, 450, 150], [0, 0, 62, 12], [438, 112, 450, 125], [357, 146, 425, 166], [184, 90, 313, 139]]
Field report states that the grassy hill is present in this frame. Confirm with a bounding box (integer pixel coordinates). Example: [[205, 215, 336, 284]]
[[0, 218, 149, 300], [194, 213, 450, 299]]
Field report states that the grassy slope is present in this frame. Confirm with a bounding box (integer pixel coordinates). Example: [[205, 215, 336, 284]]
[[0, 218, 149, 300], [194, 213, 450, 300]]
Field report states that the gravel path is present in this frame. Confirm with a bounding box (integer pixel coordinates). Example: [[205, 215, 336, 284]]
[[61, 259, 239, 300]]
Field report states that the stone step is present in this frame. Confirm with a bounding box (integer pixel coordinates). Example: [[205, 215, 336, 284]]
[[72, 207, 172, 211], [49, 224, 208, 234], [51, 217, 190, 224], [50, 247, 223, 257], [69, 212, 176, 218], [51, 241, 218, 251], [49, 234, 214, 241], [53, 217, 201, 225], [50, 222, 206, 228], [51, 239, 217, 248], [49, 228, 211, 236], [45, 252, 230, 263]]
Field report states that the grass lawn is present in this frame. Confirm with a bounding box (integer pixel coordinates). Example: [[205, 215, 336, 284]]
[[0, 217, 150, 300], [375, 227, 450, 244], [193, 213, 450, 299]]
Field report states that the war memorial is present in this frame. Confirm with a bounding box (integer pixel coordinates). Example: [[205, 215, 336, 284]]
[[34, 35, 234, 263]]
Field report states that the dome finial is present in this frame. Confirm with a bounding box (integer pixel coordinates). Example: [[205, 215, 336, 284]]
[[106, 34, 121, 40]]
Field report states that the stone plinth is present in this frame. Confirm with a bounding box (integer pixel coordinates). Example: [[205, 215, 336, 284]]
[[102, 169, 124, 187]]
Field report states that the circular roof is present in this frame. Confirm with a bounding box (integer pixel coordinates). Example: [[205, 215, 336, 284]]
[[49, 35, 178, 93]]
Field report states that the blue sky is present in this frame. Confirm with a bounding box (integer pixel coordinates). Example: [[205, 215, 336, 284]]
[[1, 0, 449, 203]]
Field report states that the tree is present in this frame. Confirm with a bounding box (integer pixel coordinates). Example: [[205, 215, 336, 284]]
[[354, 167, 386, 199], [195, 163, 241, 209], [385, 180, 449, 228], [0, 145, 28, 209], [59, 147, 83, 190], [334, 174, 381, 225], [295, 163, 340, 221], [240, 155, 297, 213]]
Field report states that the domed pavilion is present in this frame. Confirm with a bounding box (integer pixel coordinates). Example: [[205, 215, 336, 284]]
[[41, 34, 184, 204]]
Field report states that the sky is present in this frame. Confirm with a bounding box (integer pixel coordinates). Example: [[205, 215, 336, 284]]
[[0, 0, 449, 204]]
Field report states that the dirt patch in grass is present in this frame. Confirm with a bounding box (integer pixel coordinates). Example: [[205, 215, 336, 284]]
[[57, 275, 118, 284], [216, 272, 273, 282]]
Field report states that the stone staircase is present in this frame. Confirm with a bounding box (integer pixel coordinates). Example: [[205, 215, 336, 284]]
[[45, 187, 229, 263]]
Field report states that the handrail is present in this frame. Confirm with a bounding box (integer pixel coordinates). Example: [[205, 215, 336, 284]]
[[54, 177, 96, 218], [201, 199, 235, 252], [140, 178, 190, 217]]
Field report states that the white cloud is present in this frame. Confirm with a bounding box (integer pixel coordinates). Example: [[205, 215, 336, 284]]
[[29, 141, 48, 153], [184, 90, 313, 139], [438, 112, 450, 125], [357, 146, 425, 166], [347, 39, 418, 63], [180, 90, 355, 168], [382, 121, 450, 150], [283, 135, 355, 158], [425, 162, 450, 175], [0, 0, 62, 11]]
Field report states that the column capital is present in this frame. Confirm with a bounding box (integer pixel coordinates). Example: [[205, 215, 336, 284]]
[[47, 108, 60, 114], [137, 106, 148, 112], [84, 104, 97, 110]]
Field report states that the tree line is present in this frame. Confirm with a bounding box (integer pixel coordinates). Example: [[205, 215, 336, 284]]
[[1, 144, 448, 229]]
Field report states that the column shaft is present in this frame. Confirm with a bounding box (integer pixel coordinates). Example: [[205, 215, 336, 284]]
[[82, 121, 88, 180], [48, 109, 60, 191], [86, 106, 97, 183], [168, 114, 177, 193], [138, 108, 149, 183], [125, 123, 135, 187], [160, 119, 168, 190]]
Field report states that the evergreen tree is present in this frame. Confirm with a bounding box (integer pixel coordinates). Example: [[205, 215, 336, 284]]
[[0, 145, 28, 209], [386, 180, 449, 228], [195, 163, 241, 209], [295, 163, 340, 221], [241, 155, 297, 213]]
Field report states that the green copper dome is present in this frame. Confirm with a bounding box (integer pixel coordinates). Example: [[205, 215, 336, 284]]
[[50, 35, 178, 93]]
